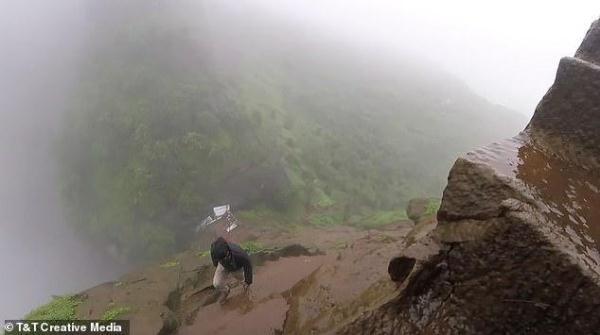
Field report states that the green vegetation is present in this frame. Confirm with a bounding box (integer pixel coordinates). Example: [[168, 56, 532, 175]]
[[160, 260, 180, 269], [57, 0, 524, 262], [355, 209, 409, 229], [309, 212, 344, 227], [306, 207, 407, 229], [102, 305, 132, 321], [238, 206, 298, 229], [241, 241, 270, 254], [424, 199, 442, 217], [194, 242, 271, 258], [26, 295, 83, 320], [311, 188, 336, 208]]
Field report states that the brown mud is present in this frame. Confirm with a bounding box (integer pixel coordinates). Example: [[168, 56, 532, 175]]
[[178, 254, 330, 335], [177, 226, 411, 335], [75, 223, 413, 335]]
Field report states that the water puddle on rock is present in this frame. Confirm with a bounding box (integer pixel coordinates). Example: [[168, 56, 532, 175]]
[[176, 230, 405, 335], [178, 254, 330, 335], [467, 133, 600, 270], [466, 134, 526, 178]]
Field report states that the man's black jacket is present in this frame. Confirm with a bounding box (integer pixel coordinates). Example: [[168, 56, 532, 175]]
[[210, 239, 253, 285]]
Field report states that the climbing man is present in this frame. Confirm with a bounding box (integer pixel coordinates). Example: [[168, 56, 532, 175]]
[[210, 236, 253, 299]]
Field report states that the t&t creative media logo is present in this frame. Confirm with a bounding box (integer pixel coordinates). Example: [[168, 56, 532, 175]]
[[4, 322, 15, 332], [3, 320, 129, 334]]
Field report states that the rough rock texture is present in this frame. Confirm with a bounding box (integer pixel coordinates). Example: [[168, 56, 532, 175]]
[[339, 18, 600, 334], [576, 19, 600, 65]]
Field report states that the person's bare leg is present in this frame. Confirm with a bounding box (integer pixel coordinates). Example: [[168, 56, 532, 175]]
[[212, 263, 230, 303]]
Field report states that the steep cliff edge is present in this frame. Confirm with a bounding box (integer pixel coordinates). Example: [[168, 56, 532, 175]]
[[340, 19, 600, 334]]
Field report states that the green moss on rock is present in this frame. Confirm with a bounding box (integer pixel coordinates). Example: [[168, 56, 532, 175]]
[[26, 295, 84, 320], [102, 306, 132, 321]]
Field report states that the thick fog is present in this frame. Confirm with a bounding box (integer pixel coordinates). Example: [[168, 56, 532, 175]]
[[0, 1, 127, 320], [252, 0, 600, 114], [1, 0, 598, 320]]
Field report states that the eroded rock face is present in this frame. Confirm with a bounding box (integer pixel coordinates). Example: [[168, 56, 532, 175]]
[[340, 18, 600, 334]]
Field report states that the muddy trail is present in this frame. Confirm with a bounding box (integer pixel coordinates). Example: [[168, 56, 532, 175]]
[[75, 223, 415, 335]]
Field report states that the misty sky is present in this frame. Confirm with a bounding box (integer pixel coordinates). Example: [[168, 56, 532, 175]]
[[253, 0, 600, 114]]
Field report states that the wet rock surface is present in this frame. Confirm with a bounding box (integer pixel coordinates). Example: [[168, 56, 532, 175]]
[[340, 18, 600, 334], [73, 224, 412, 335]]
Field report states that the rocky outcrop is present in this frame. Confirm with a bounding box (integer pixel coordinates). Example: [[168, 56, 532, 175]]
[[406, 198, 431, 223], [340, 18, 600, 334]]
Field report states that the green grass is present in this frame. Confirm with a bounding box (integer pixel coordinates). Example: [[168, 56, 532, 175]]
[[355, 209, 408, 229], [308, 211, 344, 227], [238, 206, 288, 222], [237, 208, 266, 222], [102, 305, 132, 320], [159, 260, 179, 268], [197, 250, 210, 258], [26, 295, 83, 320], [241, 241, 269, 254], [237, 206, 300, 231], [424, 198, 442, 217]]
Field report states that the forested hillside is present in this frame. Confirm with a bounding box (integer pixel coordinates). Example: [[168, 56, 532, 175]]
[[58, 0, 525, 261]]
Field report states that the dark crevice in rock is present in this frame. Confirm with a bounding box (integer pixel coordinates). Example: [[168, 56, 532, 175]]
[[251, 244, 316, 267], [388, 257, 416, 283], [157, 284, 183, 335]]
